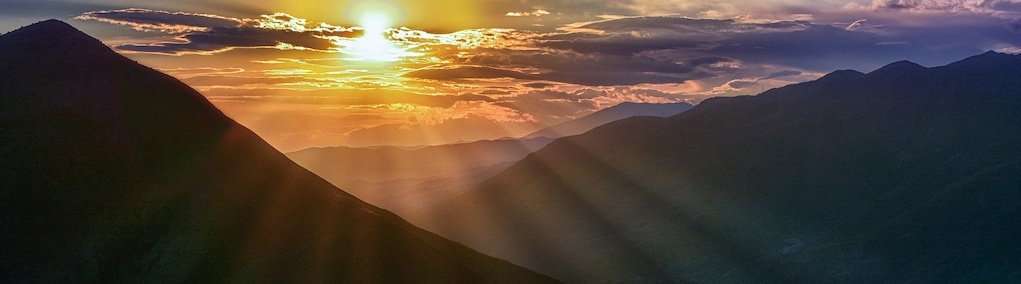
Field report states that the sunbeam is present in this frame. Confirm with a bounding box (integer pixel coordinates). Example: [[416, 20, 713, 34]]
[[10, 2, 1021, 283]]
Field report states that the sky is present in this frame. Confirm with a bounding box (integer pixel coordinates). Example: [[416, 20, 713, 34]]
[[3, 0, 1021, 151]]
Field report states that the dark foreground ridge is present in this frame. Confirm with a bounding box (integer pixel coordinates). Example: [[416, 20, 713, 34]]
[[0, 20, 556, 283], [422, 50, 1021, 283]]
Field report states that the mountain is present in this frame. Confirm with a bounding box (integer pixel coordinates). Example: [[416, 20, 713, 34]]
[[285, 103, 691, 219], [418, 51, 1021, 283], [287, 137, 552, 216], [525, 102, 694, 139], [0, 20, 555, 283], [286, 103, 695, 214]]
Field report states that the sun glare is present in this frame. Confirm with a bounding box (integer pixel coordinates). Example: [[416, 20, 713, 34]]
[[344, 13, 418, 62], [361, 13, 389, 35]]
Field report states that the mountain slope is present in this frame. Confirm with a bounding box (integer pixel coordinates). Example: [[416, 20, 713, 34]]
[[287, 138, 551, 216], [289, 102, 693, 217], [0, 20, 555, 283], [420, 52, 1021, 283], [525, 102, 693, 139]]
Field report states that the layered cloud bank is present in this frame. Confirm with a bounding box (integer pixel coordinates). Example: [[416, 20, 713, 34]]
[[41, 0, 1021, 149]]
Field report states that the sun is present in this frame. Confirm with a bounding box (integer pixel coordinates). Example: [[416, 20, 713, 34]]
[[360, 13, 389, 35], [343, 13, 417, 62]]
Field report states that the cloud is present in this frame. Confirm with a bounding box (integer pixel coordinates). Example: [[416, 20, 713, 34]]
[[575, 16, 809, 33], [522, 82, 558, 89], [160, 67, 245, 78], [725, 70, 801, 89], [399, 13, 933, 87], [56, 2, 1021, 150], [506, 9, 552, 17], [341, 114, 537, 147], [182, 75, 327, 86], [77, 9, 360, 55], [405, 66, 538, 81], [203, 88, 493, 108], [405, 48, 730, 86], [845, 18, 869, 30], [76, 8, 243, 33], [760, 70, 803, 80], [490, 0, 632, 20], [863, 0, 1021, 13], [491, 87, 701, 124], [726, 80, 757, 89], [541, 15, 1017, 71], [251, 84, 695, 149], [116, 27, 356, 54], [404, 64, 713, 86], [541, 17, 811, 55], [86, 8, 1019, 81]]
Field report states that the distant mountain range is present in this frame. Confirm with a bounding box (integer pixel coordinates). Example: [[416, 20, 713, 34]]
[[525, 102, 694, 139], [416, 51, 1021, 283], [288, 102, 693, 218], [288, 138, 552, 216], [0, 20, 554, 283]]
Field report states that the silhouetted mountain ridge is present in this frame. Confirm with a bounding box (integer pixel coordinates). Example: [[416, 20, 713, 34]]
[[525, 102, 693, 139], [2, 20, 111, 55], [817, 69, 865, 82], [0, 20, 554, 283], [947, 50, 1021, 68], [868, 60, 925, 76], [420, 51, 1021, 283]]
